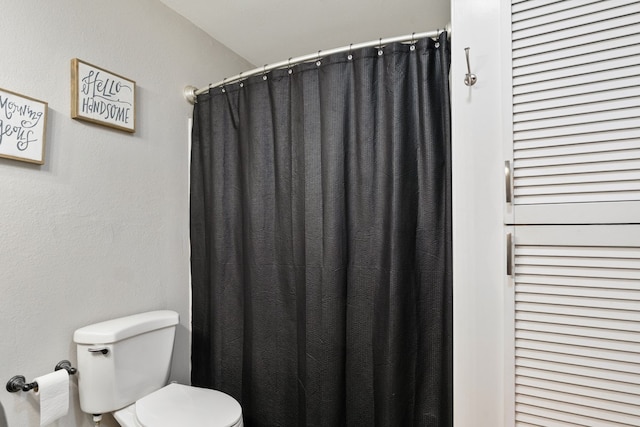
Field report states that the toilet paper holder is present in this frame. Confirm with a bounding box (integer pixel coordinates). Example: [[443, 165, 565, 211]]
[[5, 360, 77, 393]]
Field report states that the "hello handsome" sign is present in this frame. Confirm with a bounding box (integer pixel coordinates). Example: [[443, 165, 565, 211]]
[[71, 59, 135, 133]]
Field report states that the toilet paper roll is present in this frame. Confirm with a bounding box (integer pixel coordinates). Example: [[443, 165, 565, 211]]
[[34, 369, 69, 426]]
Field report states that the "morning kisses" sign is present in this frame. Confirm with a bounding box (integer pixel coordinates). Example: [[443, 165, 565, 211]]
[[0, 87, 47, 164]]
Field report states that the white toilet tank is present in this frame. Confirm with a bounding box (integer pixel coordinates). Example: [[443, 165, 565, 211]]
[[73, 310, 180, 414]]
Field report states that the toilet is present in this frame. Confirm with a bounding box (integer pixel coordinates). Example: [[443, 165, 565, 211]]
[[73, 310, 243, 427]]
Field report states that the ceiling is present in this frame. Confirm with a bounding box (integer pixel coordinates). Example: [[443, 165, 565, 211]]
[[158, 0, 450, 67]]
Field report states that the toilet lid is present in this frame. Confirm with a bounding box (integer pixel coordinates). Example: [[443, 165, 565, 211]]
[[135, 383, 242, 427]]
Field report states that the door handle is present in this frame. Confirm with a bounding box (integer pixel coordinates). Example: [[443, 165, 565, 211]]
[[505, 160, 513, 204], [506, 232, 514, 276]]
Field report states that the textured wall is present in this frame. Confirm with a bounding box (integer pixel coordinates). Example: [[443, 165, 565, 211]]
[[0, 1, 251, 426]]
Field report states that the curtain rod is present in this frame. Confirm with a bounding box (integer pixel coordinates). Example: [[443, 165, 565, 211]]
[[184, 24, 451, 104]]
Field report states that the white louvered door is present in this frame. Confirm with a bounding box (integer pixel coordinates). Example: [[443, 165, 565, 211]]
[[506, 1, 640, 426], [509, 0, 640, 224], [510, 226, 640, 426]]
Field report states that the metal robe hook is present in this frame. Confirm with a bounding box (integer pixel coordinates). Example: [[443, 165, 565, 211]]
[[464, 47, 477, 86]]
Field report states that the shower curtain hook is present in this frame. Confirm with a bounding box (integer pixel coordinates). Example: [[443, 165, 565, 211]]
[[263, 64, 268, 80], [222, 77, 227, 93], [316, 50, 322, 66], [288, 57, 293, 74], [348, 43, 353, 60]]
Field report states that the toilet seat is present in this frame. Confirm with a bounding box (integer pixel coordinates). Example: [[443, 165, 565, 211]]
[[114, 383, 242, 427]]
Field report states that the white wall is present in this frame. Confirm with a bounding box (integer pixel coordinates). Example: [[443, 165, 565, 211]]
[[451, 0, 506, 426], [0, 1, 252, 426]]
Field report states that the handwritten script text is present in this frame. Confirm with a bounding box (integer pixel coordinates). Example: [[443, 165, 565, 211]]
[[0, 94, 43, 151], [76, 62, 134, 130]]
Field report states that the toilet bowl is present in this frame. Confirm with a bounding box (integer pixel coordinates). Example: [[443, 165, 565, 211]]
[[73, 311, 243, 427], [113, 383, 243, 427]]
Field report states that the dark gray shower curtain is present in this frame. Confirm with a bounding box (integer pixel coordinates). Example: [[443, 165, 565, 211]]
[[190, 34, 451, 427]]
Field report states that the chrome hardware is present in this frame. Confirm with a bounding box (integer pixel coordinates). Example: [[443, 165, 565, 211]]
[[464, 47, 477, 86], [505, 160, 513, 204], [88, 347, 109, 355], [183, 86, 197, 105], [506, 233, 514, 276]]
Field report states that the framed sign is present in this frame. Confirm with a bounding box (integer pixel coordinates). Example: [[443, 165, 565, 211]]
[[71, 58, 136, 133], [0, 88, 48, 164]]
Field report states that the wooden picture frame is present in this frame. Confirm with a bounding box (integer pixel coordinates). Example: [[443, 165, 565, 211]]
[[0, 87, 48, 164], [71, 58, 136, 133]]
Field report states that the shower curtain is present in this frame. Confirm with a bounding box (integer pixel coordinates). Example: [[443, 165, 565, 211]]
[[190, 33, 451, 427]]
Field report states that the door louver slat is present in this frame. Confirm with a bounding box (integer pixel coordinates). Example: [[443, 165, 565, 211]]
[[513, 233, 640, 426], [511, 0, 640, 207]]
